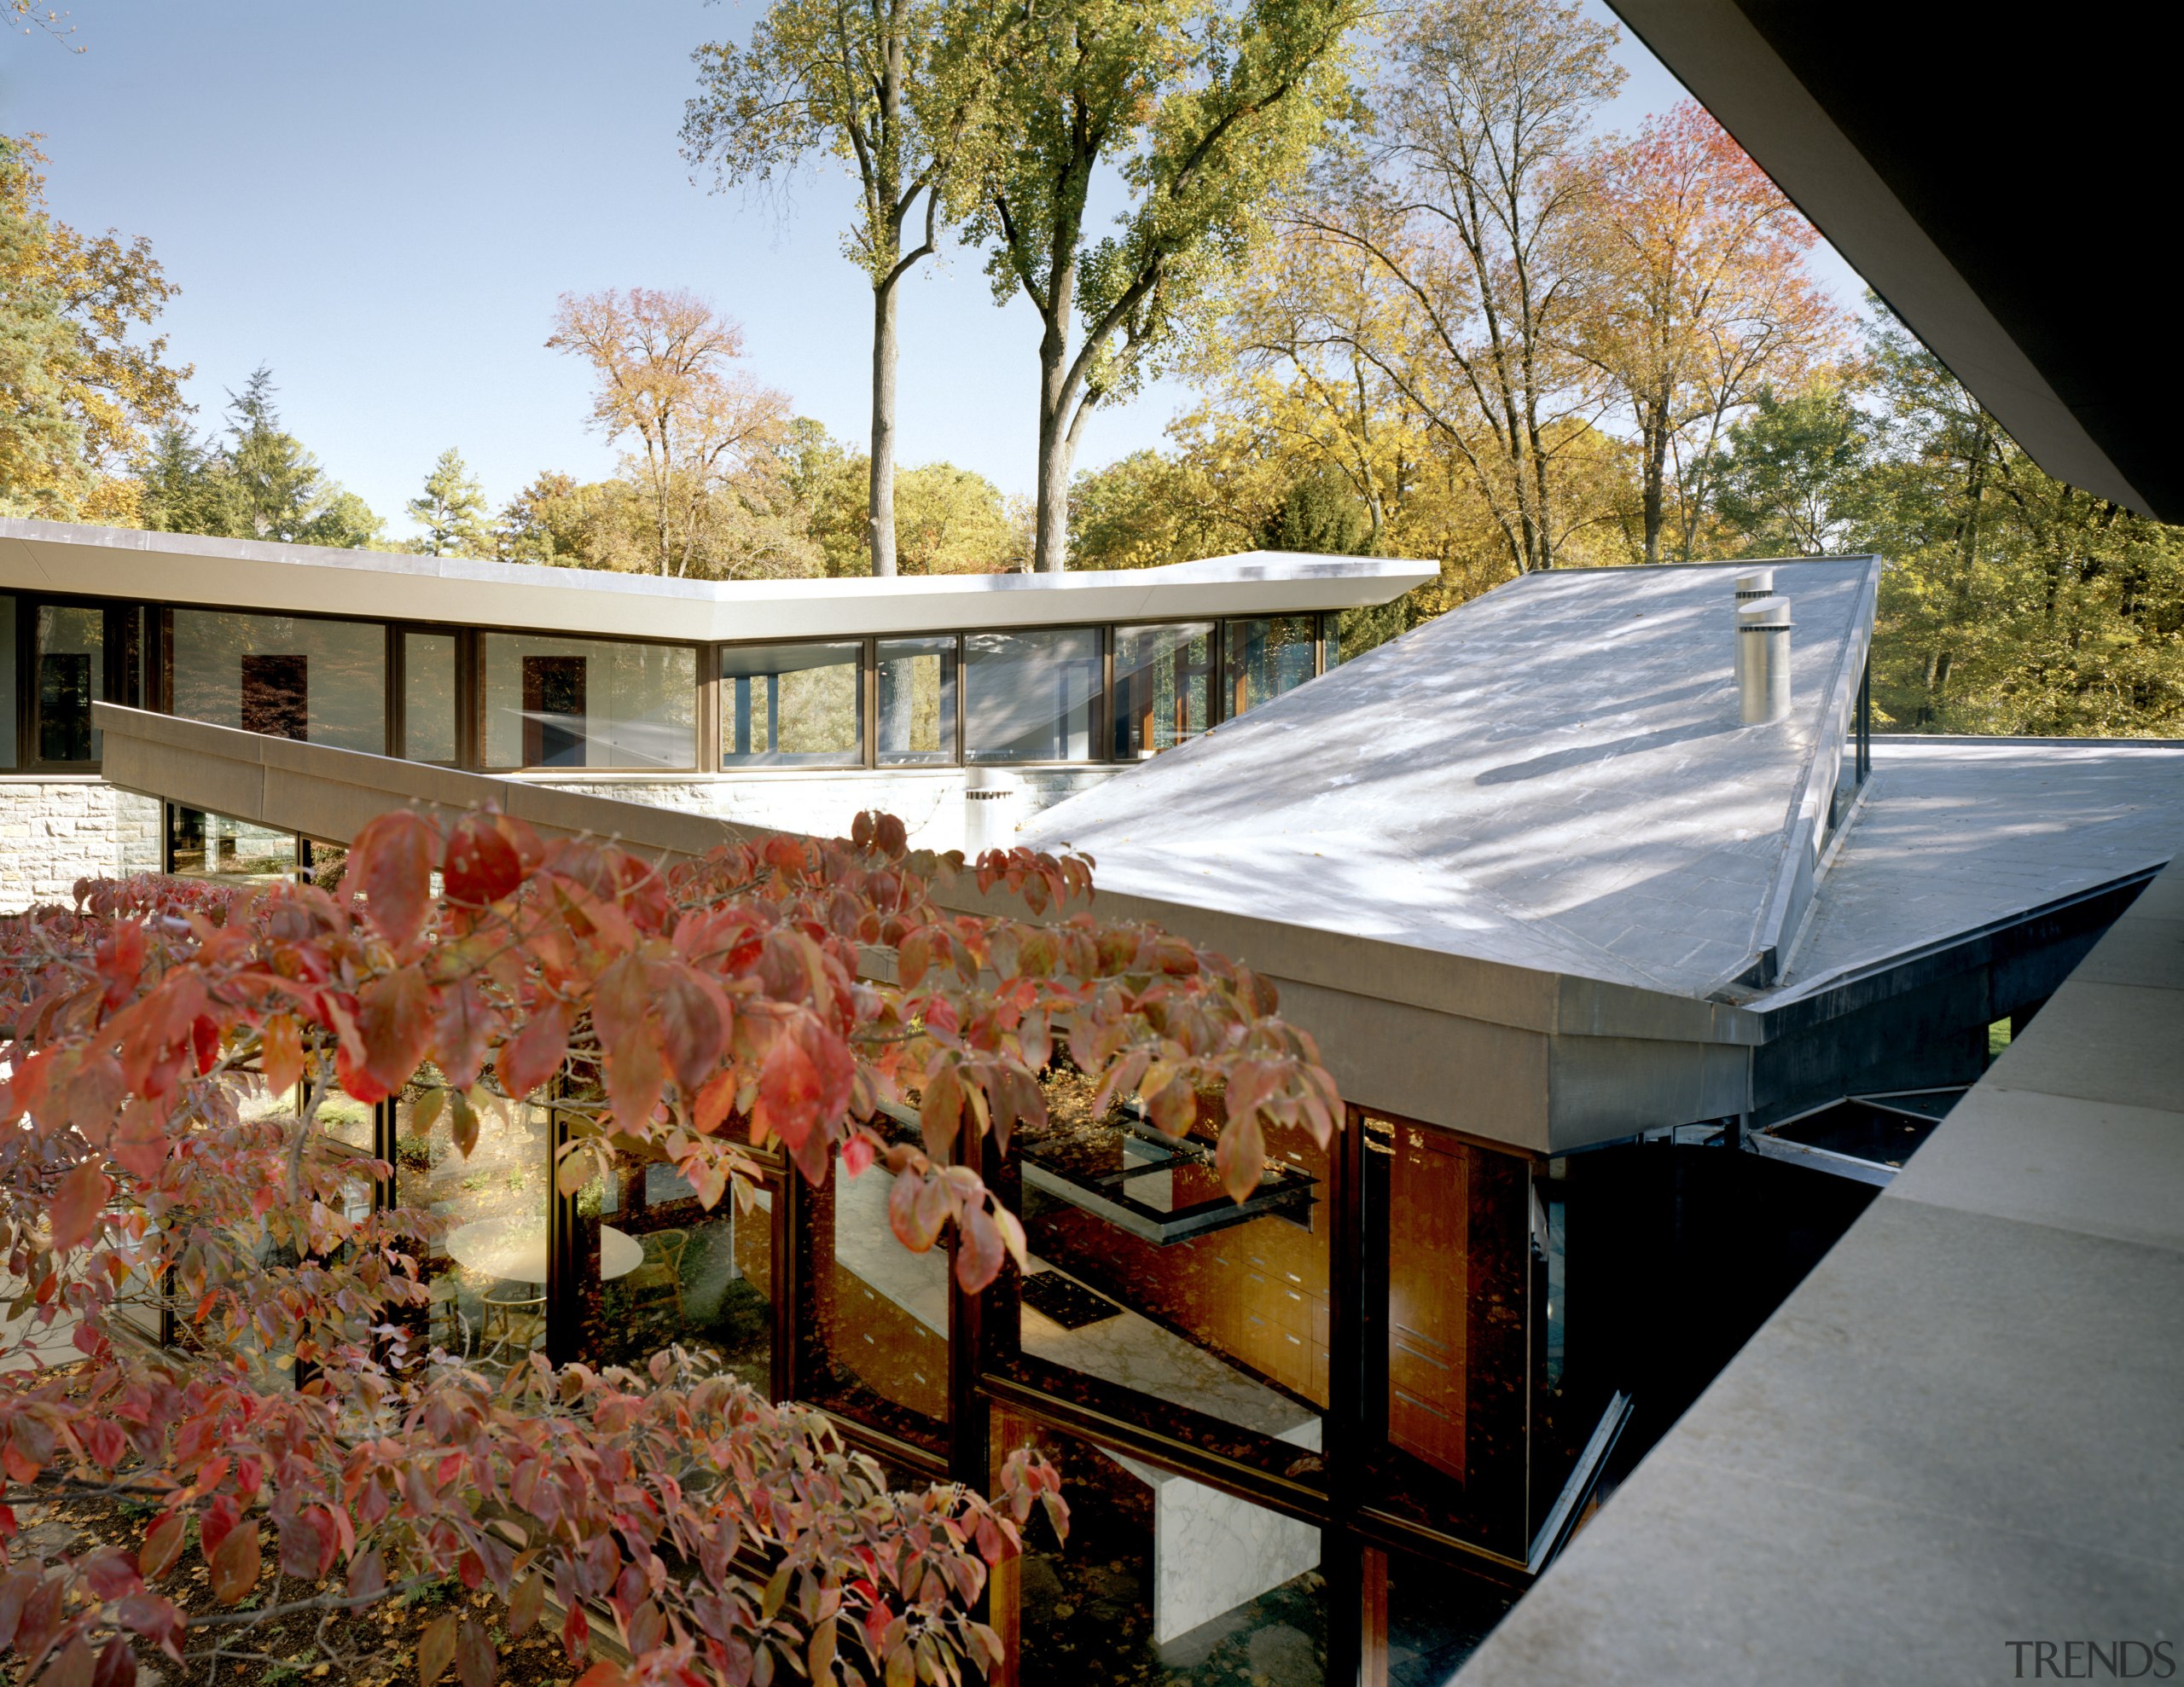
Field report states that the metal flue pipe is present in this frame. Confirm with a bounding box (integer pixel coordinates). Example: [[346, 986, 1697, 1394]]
[[1739, 596, 1792, 724], [1734, 568, 1775, 692]]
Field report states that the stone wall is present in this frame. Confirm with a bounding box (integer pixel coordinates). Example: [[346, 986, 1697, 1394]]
[[0, 779, 162, 912], [0, 763, 1125, 912]]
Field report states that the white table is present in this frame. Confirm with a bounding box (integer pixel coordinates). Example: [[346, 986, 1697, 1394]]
[[444, 1216, 642, 1284]]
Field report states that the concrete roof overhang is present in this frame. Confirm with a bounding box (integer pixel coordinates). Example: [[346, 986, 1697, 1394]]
[[0, 518, 1432, 641], [1601, 0, 2176, 520]]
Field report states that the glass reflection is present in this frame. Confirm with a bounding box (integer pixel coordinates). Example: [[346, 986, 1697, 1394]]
[[1226, 617, 1318, 715], [34, 604, 103, 763], [1003, 1413, 1327, 1685], [167, 806, 297, 887], [721, 641, 862, 767], [1113, 623, 1213, 758], [794, 1150, 950, 1454], [1009, 1075, 1328, 1464], [577, 1158, 775, 1394], [171, 609, 386, 751], [481, 633, 695, 770], [395, 1089, 552, 1367], [875, 635, 956, 763], [402, 631, 458, 764], [0, 594, 17, 769], [964, 629, 1101, 763]]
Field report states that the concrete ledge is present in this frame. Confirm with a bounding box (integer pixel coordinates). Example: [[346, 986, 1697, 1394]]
[[1454, 846, 2184, 1684]]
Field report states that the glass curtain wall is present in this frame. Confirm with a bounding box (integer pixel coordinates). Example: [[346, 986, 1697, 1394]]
[[1228, 617, 1320, 716], [481, 633, 696, 770], [964, 629, 1101, 763], [401, 631, 458, 764], [875, 636, 956, 764], [573, 1157, 776, 1397], [32, 605, 104, 764], [0, 595, 15, 768], [394, 1087, 555, 1367], [721, 641, 863, 767], [995, 1411, 1328, 1686], [999, 1080, 1332, 1481], [1113, 623, 1214, 759], [166, 807, 299, 886], [170, 610, 386, 752], [794, 1145, 951, 1458]]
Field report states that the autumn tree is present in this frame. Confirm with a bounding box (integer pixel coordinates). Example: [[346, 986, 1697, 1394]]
[[0, 132, 190, 519], [0, 808, 1339, 1683], [1290, 0, 1624, 575], [683, 1, 1017, 578], [547, 289, 799, 580], [406, 447, 493, 558], [1565, 101, 1844, 565], [951, 0, 1362, 572]]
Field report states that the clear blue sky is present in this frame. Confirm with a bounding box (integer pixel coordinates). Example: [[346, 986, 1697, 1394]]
[[4, 1, 1865, 543]]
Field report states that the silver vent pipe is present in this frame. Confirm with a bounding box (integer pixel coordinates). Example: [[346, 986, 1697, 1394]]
[[1733, 568, 1775, 691], [1738, 597, 1792, 725]]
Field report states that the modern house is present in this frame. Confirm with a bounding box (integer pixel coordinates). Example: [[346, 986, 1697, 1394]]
[[6, 513, 2181, 1684]]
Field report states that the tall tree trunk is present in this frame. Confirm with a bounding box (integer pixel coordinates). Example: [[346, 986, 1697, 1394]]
[[1033, 330, 1074, 574], [868, 277, 902, 577], [1641, 399, 1670, 567]]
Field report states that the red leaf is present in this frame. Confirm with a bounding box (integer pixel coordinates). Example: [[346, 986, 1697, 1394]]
[[420, 1613, 457, 1687], [842, 1133, 875, 1178], [260, 1014, 304, 1098], [605, 1028, 664, 1133], [190, 1015, 220, 1076], [358, 966, 433, 1097], [138, 1514, 187, 1581], [653, 965, 726, 1093], [350, 810, 437, 953], [497, 1002, 569, 1099], [90, 1636, 136, 1687], [208, 1519, 260, 1606], [752, 1029, 822, 1152], [508, 1574, 544, 1638], [956, 1200, 1007, 1293], [432, 980, 494, 1092], [48, 1162, 112, 1254], [444, 814, 523, 907], [456, 1619, 495, 1687], [1215, 1112, 1266, 1205]]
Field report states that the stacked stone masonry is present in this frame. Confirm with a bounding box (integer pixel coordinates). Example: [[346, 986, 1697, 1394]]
[[0, 780, 162, 913]]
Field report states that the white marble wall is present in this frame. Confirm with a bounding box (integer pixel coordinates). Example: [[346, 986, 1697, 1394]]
[[1113, 1452, 1324, 1646]]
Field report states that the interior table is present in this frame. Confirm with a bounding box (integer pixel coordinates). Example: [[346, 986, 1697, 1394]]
[[444, 1216, 643, 1284]]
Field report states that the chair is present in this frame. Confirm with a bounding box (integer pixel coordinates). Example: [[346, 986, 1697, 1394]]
[[622, 1229, 688, 1320], [479, 1286, 546, 1359]]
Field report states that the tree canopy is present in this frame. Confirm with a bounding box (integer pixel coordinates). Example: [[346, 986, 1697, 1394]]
[[0, 809, 1338, 1684]]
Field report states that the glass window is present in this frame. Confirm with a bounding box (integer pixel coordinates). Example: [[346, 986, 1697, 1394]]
[[1362, 1115, 1533, 1558], [1008, 1078, 1330, 1464], [1113, 623, 1214, 759], [0, 594, 15, 769], [171, 609, 386, 752], [965, 629, 1101, 763], [481, 633, 695, 770], [720, 641, 862, 767], [795, 1147, 951, 1456], [396, 1087, 553, 1370], [876, 635, 956, 764], [167, 805, 297, 887], [402, 631, 457, 764], [996, 1411, 1327, 1683], [33, 604, 104, 764], [1226, 617, 1319, 715], [576, 1157, 776, 1396]]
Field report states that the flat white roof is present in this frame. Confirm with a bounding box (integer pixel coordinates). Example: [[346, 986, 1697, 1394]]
[[0, 519, 1432, 641]]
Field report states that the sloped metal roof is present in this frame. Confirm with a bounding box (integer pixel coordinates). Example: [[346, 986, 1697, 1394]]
[[1019, 557, 1880, 998]]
